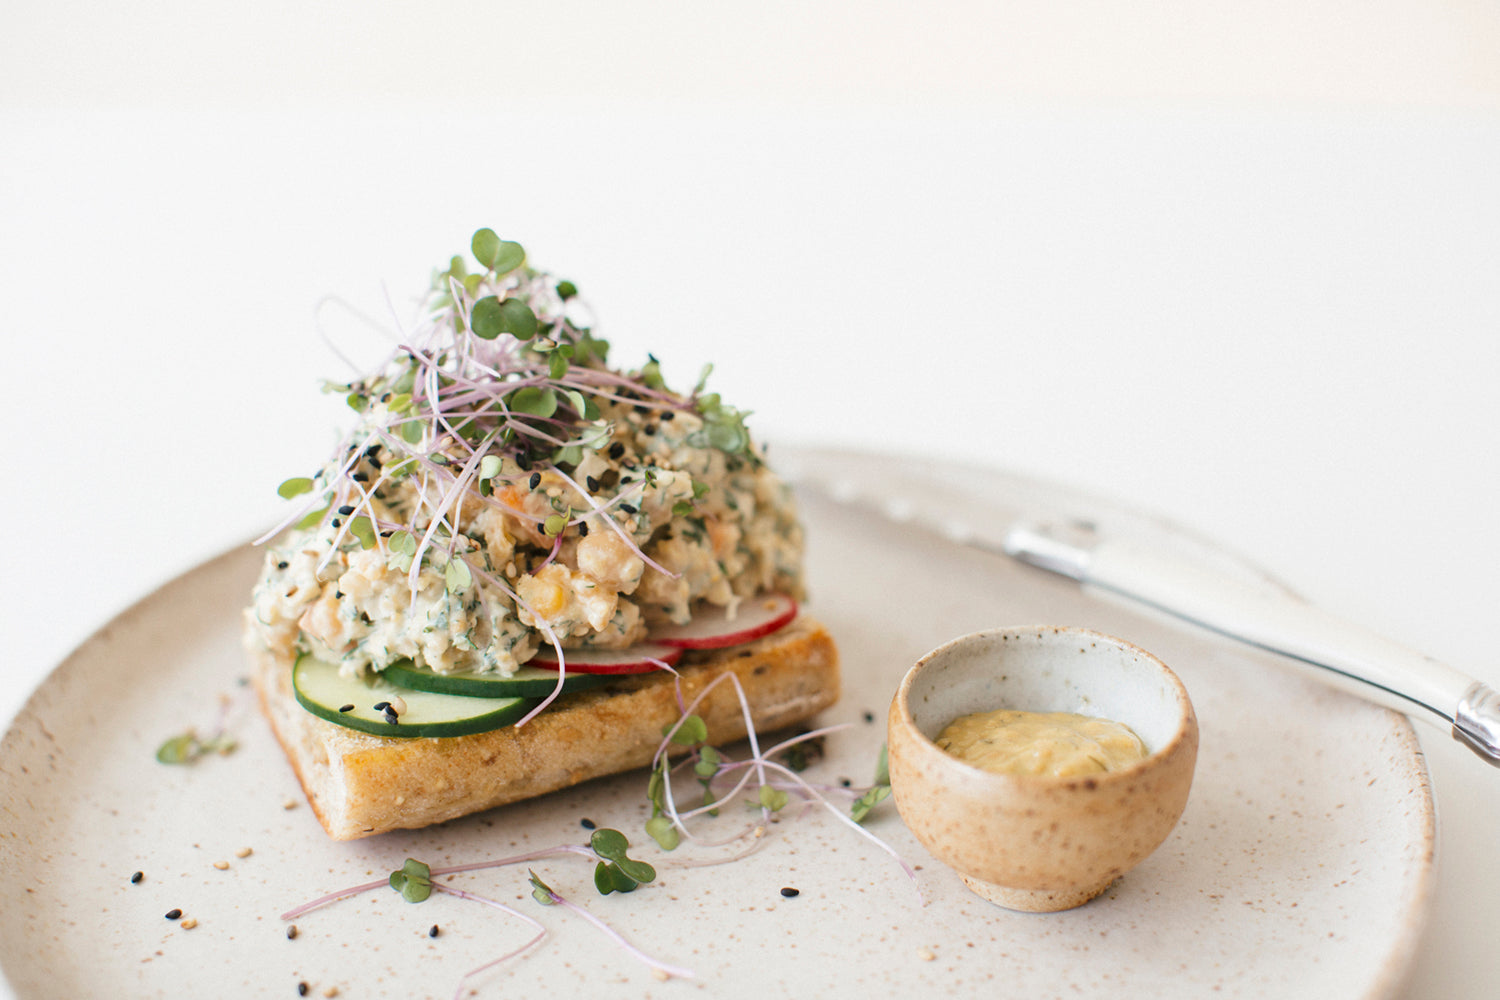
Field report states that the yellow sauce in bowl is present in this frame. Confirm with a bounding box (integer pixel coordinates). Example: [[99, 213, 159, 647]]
[[935, 709, 1147, 778]]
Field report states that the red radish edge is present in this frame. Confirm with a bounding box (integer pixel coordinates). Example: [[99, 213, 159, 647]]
[[530, 642, 682, 675], [652, 593, 798, 650]]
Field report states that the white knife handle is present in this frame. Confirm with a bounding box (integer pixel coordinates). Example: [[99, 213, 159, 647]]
[[1004, 523, 1500, 766]]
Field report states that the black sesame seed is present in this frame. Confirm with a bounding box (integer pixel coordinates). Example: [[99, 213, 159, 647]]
[[337, 505, 355, 515], [165, 909, 182, 920], [130, 871, 144, 884], [428, 924, 440, 938], [585, 476, 600, 492], [839, 778, 852, 787], [352, 472, 368, 482], [330, 518, 342, 528], [276, 561, 289, 570], [297, 983, 309, 997], [581, 818, 596, 830], [536, 522, 547, 534], [578, 521, 589, 537], [368, 455, 383, 469], [643, 423, 657, 436], [619, 504, 637, 515], [384, 709, 400, 726], [609, 442, 625, 460], [339, 704, 355, 713], [286, 924, 298, 940], [529, 472, 541, 490], [780, 887, 800, 898], [660, 410, 675, 421], [373, 701, 391, 712], [862, 711, 875, 724]]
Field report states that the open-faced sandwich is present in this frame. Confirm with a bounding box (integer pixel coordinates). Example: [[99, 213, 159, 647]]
[[243, 229, 839, 840]]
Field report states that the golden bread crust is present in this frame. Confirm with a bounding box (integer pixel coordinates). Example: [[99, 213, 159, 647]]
[[247, 615, 840, 840]]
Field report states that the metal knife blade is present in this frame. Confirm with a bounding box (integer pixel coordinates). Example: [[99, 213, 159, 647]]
[[782, 446, 1500, 767]]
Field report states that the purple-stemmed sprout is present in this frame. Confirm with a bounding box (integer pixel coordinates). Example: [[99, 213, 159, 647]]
[[527, 871, 694, 982]]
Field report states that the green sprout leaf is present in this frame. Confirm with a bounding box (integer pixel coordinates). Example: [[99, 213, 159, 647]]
[[155, 728, 237, 764], [589, 828, 656, 888], [470, 295, 537, 341], [295, 504, 331, 531], [387, 530, 418, 572], [277, 477, 314, 500], [663, 714, 707, 746], [154, 732, 197, 764], [528, 869, 556, 906], [506, 386, 558, 418], [850, 785, 892, 823], [594, 861, 639, 895], [445, 558, 473, 594], [692, 362, 714, 396], [851, 745, 893, 823], [388, 858, 433, 903], [556, 279, 578, 300], [348, 516, 377, 550], [758, 785, 789, 813], [693, 746, 722, 779], [644, 815, 680, 851], [471, 229, 525, 275]]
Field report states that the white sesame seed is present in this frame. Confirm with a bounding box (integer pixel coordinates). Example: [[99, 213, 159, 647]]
[[213, 861, 230, 870], [181, 918, 199, 930], [235, 847, 253, 859], [389, 696, 407, 716], [917, 947, 936, 961], [283, 798, 299, 810]]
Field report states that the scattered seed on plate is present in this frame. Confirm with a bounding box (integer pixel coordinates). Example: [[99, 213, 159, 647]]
[[780, 887, 800, 898], [322, 988, 339, 998], [213, 861, 230, 870], [181, 918, 199, 930], [286, 924, 299, 940], [580, 818, 596, 830], [283, 799, 299, 810], [236, 847, 253, 859], [917, 947, 936, 961], [428, 924, 440, 938], [863, 711, 875, 724], [129, 871, 144, 885], [165, 909, 182, 920], [297, 983, 310, 997]]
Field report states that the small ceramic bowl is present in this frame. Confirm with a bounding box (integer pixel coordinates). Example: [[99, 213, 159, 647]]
[[888, 626, 1198, 912]]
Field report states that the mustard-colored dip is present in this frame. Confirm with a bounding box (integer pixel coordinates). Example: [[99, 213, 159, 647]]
[[935, 709, 1148, 778]]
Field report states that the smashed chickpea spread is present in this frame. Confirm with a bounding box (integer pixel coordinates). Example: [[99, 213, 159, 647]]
[[246, 230, 803, 679], [935, 709, 1148, 778]]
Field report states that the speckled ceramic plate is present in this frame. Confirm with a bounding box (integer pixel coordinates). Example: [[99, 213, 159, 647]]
[[0, 449, 1433, 999]]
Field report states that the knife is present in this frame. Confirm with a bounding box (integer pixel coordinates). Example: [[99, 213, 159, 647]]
[[782, 446, 1500, 767]]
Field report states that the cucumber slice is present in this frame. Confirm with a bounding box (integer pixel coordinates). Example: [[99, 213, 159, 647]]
[[293, 654, 537, 738], [381, 659, 609, 699]]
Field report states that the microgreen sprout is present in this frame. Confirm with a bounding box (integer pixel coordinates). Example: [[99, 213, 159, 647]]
[[285, 832, 688, 991], [388, 858, 433, 903], [154, 729, 237, 764], [850, 744, 893, 823], [155, 692, 240, 764]]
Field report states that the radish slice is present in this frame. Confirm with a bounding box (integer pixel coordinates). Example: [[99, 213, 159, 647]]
[[529, 642, 682, 675], [653, 593, 799, 650]]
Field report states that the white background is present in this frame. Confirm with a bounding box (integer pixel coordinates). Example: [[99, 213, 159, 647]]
[[3, 3, 1498, 997]]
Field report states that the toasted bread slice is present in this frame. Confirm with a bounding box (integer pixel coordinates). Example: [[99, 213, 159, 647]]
[[247, 616, 840, 840]]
